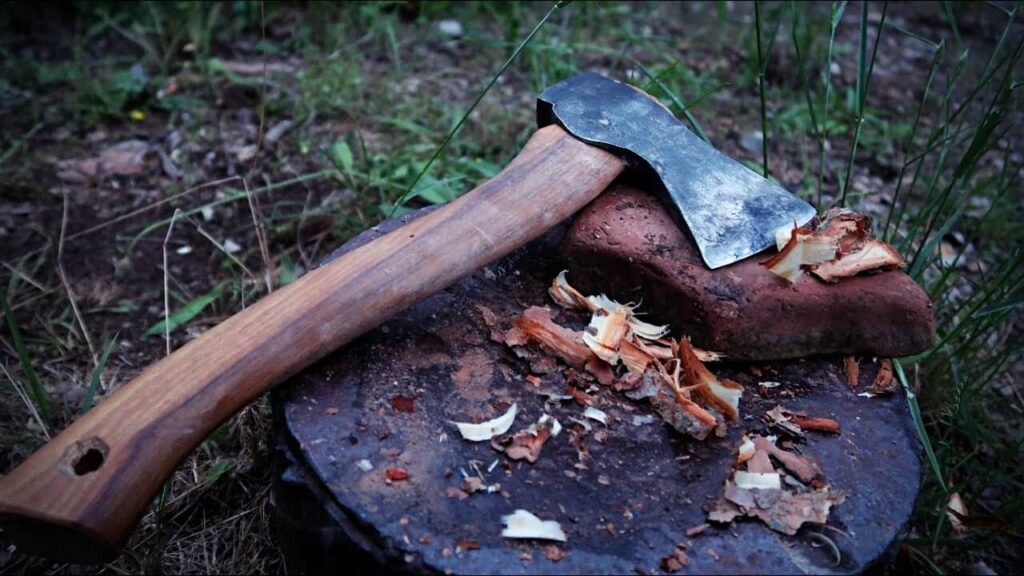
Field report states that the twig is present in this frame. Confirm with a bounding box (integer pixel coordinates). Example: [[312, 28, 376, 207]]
[[1, 260, 50, 293], [0, 362, 50, 440], [162, 209, 183, 356], [244, 178, 274, 294], [66, 176, 241, 242], [57, 191, 98, 366]]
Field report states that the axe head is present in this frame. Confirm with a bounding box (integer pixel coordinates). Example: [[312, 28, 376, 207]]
[[537, 72, 816, 270]]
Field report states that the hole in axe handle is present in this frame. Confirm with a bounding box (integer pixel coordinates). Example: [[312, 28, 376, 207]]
[[57, 437, 109, 477]]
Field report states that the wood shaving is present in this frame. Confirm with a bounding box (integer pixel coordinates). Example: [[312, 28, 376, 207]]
[[450, 404, 517, 442], [845, 356, 860, 389], [501, 509, 567, 542], [511, 307, 595, 368], [764, 209, 902, 283]]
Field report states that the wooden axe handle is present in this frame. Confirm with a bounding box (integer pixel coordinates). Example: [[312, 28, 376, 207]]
[[0, 125, 624, 562]]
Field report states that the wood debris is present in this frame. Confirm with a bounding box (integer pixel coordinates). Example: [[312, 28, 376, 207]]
[[450, 404, 517, 442], [765, 405, 841, 435], [501, 509, 567, 542], [505, 272, 739, 441], [844, 356, 860, 389], [764, 209, 903, 283], [868, 358, 897, 394], [708, 436, 845, 535], [493, 414, 561, 463]]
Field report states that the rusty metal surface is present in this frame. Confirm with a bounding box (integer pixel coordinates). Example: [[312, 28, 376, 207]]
[[274, 212, 921, 575]]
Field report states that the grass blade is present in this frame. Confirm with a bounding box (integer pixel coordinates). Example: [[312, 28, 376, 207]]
[[144, 283, 226, 338], [754, 0, 769, 177], [0, 287, 50, 424], [816, 1, 848, 206], [895, 359, 946, 493], [80, 333, 119, 415], [839, 1, 888, 206]]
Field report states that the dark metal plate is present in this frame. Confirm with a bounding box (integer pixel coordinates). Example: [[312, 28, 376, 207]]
[[274, 211, 921, 575]]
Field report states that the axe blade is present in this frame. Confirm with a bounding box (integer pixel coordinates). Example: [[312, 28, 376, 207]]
[[538, 72, 817, 270]]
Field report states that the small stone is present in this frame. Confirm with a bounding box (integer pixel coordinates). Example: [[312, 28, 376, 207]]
[[437, 19, 463, 37], [739, 130, 763, 155], [236, 144, 258, 163], [560, 186, 935, 360], [223, 238, 242, 254]]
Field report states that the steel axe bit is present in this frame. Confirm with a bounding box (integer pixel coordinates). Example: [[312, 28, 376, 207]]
[[0, 72, 814, 563], [539, 72, 816, 269]]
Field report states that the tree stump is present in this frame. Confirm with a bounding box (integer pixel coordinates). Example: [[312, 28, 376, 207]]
[[272, 208, 922, 575]]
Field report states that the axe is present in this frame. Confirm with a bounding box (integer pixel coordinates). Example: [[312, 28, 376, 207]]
[[0, 72, 815, 562]]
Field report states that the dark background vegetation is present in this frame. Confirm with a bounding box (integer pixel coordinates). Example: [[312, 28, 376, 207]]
[[0, 1, 1021, 573]]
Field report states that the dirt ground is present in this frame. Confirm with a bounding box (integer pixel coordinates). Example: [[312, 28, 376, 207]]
[[0, 2, 1021, 574]]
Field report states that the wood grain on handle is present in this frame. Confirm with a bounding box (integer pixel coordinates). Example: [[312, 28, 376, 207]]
[[0, 125, 624, 562]]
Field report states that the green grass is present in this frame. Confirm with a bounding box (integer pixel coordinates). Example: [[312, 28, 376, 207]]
[[0, 1, 1020, 573]]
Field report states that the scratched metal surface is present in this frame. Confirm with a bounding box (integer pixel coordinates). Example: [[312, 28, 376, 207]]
[[537, 72, 817, 270], [274, 212, 921, 575]]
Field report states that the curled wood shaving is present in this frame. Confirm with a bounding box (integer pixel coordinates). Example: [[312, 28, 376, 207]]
[[762, 226, 839, 283], [811, 240, 904, 282], [583, 406, 608, 425], [765, 209, 902, 283], [549, 270, 592, 310], [451, 404, 517, 442], [680, 338, 743, 421], [618, 339, 654, 374]]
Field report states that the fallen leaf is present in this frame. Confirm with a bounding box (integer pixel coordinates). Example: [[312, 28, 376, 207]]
[[746, 449, 775, 474], [501, 509, 567, 542], [385, 468, 409, 482], [450, 404, 517, 442]]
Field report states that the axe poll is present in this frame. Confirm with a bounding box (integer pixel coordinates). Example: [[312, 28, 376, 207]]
[[0, 73, 814, 562]]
